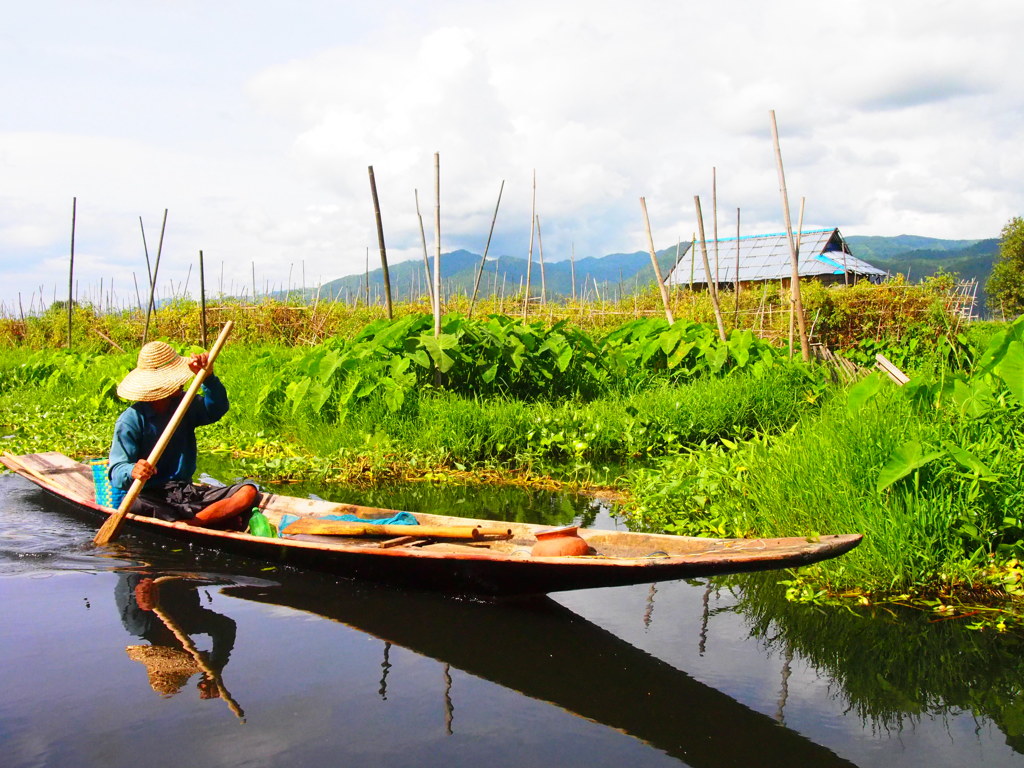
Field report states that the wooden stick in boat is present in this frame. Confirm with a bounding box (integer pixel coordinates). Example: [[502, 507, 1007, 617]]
[[1, 453, 58, 489], [282, 518, 513, 540], [94, 321, 234, 546]]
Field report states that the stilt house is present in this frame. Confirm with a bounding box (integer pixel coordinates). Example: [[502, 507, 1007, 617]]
[[666, 228, 885, 290]]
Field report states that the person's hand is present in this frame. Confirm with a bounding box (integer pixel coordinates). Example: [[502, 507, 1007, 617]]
[[131, 459, 156, 482], [189, 353, 211, 375]]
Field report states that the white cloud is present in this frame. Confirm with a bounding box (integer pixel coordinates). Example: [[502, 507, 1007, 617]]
[[1, 0, 1023, 311]]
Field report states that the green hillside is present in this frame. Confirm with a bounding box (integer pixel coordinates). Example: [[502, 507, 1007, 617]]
[[846, 236, 998, 315]]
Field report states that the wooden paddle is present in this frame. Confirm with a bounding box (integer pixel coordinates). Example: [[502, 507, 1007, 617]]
[[282, 517, 513, 540], [94, 321, 234, 546]]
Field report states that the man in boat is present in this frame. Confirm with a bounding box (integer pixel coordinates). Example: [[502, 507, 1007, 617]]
[[107, 340, 259, 529]]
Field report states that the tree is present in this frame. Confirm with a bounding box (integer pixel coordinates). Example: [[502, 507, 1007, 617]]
[[987, 217, 1024, 318]]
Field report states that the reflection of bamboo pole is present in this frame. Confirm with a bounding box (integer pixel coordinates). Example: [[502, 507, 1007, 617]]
[[643, 583, 657, 629], [150, 578, 244, 721], [443, 663, 454, 735]]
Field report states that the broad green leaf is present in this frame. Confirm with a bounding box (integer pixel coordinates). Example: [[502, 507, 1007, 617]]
[[847, 372, 885, 416], [942, 441, 998, 480], [877, 441, 946, 492], [285, 378, 311, 416], [993, 340, 1024, 402], [418, 333, 458, 373]]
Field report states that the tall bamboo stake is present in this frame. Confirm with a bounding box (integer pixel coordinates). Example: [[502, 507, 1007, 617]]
[[712, 168, 720, 291], [536, 215, 547, 306], [570, 242, 577, 301], [139, 217, 153, 306], [414, 189, 434, 307], [199, 250, 208, 347], [694, 196, 727, 341], [522, 170, 536, 321], [433, 152, 441, 336], [368, 166, 394, 319], [67, 197, 76, 349], [769, 110, 809, 361], [143, 209, 168, 346], [789, 197, 806, 356], [734, 208, 741, 325], [639, 197, 674, 324], [468, 179, 504, 318]]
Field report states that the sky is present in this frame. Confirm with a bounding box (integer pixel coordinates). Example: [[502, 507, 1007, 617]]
[[1, 0, 1022, 312]]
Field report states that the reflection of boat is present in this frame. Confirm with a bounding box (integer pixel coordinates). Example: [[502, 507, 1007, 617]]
[[225, 572, 860, 768], [2, 452, 862, 597]]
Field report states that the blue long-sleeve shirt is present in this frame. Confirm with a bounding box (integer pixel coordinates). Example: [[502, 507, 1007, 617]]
[[108, 375, 229, 491]]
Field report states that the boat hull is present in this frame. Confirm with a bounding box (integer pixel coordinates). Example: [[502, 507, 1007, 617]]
[[1, 452, 863, 597]]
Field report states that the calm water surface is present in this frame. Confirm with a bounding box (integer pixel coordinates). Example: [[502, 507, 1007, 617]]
[[2, 471, 1022, 768]]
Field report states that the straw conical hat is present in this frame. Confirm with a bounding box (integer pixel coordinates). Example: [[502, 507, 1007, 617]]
[[125, 644, 200, 696], [117, 341, 194, 402]]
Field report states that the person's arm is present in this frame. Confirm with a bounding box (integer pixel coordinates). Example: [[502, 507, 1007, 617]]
[[187, 353, 229, 426], [192, 373, 229, 425], [108, 410, 143, 490]]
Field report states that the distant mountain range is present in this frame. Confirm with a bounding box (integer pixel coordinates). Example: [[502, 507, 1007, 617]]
[[297, 233, 999, 314], [844, 235, 999, 313], [315, 246, 687, 304]]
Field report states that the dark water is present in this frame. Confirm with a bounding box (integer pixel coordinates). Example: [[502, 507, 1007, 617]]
[[2, 473, 1023, 768]]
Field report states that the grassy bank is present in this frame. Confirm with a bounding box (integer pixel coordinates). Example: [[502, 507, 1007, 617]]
[[1, 309, 1021, 627]]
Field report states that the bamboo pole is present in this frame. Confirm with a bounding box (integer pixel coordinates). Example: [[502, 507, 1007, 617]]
[[639, 197, 674, 324], [769, 110, 809, 361], [694, 196, 727, 341], [143, 209, 168, 346], [199, 250, 208, 348], [712, 167, 720, 292], [734, 208, 741, 326], [536, 215, 547, 307], [570, 242, 577, 301], [67, 197, 76, 349], [522, 170, 536, 321], [469, 179, 504, 318], [789, 197, 806, 357], [368, 166, 394, 320], [433, 153, 441, 336], [139, 217, 153, 301], [414, 189, 434, 308]]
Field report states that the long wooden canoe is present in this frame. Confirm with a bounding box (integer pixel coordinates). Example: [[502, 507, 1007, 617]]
[[1, 451, 862, 597]]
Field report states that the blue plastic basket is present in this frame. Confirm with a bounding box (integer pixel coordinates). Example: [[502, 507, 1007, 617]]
[[88, 459, 125, 508]]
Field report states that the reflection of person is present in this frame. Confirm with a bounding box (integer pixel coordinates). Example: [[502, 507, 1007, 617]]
[[108, 341, 259, 530], [116, 574, 237, 699]]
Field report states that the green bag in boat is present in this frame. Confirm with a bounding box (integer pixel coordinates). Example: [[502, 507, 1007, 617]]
[[248, 509, 277, 538]]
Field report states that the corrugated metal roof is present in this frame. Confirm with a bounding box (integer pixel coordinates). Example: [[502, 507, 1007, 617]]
[[666, 228, 886, 285]]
